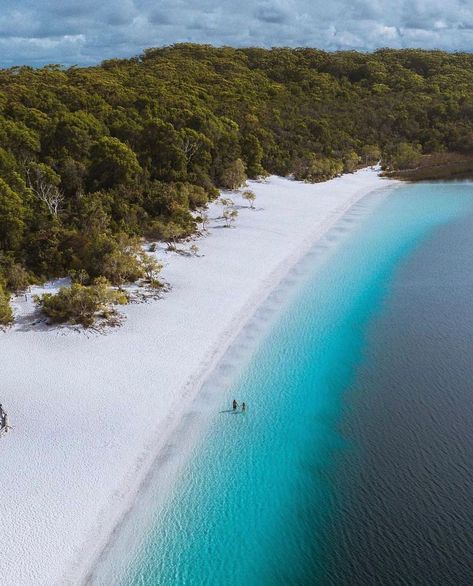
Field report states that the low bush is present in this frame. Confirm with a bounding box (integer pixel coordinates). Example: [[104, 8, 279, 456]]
[[35, 277, 128, 327]]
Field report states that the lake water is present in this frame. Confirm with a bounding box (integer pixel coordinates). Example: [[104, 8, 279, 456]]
[[93, 181, 473, 585]]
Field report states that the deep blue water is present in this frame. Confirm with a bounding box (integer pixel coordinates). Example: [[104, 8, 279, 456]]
[[94, 182, 473, 585]]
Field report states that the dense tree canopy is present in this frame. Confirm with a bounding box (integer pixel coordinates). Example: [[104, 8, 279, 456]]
[[1, 44, 473, 320]]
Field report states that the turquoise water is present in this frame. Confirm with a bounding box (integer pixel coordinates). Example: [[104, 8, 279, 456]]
[[95, 182, 473, 585]]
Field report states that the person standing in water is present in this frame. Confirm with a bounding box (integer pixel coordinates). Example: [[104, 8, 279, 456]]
[[241, 402, 246, 412], [232, 399, 238, 411]]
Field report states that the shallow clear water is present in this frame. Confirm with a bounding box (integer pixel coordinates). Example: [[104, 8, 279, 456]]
[[97, 182, 473, 585]]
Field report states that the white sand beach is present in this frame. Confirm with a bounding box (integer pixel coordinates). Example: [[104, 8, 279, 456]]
[[0, 169, 390, 585]]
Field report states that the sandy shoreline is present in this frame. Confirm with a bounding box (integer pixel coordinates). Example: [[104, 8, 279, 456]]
[[0, 169, 393, 585]]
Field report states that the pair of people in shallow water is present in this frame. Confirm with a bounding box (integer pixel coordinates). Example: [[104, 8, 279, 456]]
[[232, 399, 246, 412]]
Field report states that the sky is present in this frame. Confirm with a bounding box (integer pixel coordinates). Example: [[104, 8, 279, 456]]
[[1, 0, 473, 67]]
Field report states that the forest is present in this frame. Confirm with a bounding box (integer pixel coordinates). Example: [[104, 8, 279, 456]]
[[1, 44, 473, 323]]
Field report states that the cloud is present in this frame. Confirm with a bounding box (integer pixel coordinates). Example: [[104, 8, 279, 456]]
[[255, 2, 292, 24], [1, 0, 473, 67]]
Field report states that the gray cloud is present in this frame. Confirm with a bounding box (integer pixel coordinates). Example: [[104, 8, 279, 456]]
[[1, 1, 473, 67], [255, 2, 292, 24]]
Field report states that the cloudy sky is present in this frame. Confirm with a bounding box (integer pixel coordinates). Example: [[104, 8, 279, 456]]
[[1, 0, 473, 67]]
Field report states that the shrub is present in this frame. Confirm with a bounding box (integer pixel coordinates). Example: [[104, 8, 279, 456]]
[[242, 189, 256, 208], [220, 158, 247, 189], [102, 248, 143, 286], [0, 283, 13, 326], [147, 220, 187, 250], [4, 262, 31, 293], [293, 154, 344, 182], [100, 235, 144, 286], [184, 184, 209, 209], [35, 277, 127, 327], [343, 150, 361, 173], [223, 207, 238, 227], [139, 252, 163, 283]]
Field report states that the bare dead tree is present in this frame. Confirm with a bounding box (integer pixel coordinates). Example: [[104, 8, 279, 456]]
[[26, 165, 64, 216], [18, 153, 35, 171], [182, 136, 200, 164], [198, 212, 210, 232]]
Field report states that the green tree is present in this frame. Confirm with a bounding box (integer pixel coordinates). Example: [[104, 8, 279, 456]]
[[88, 137, 142, 190], [0, 178, 25, 250], [220, 158, 247, 189], [0, 119, 40, 162], [140, 120, 186, 181], [46, 111, 103, 160], [242, 134, 265, 178]]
